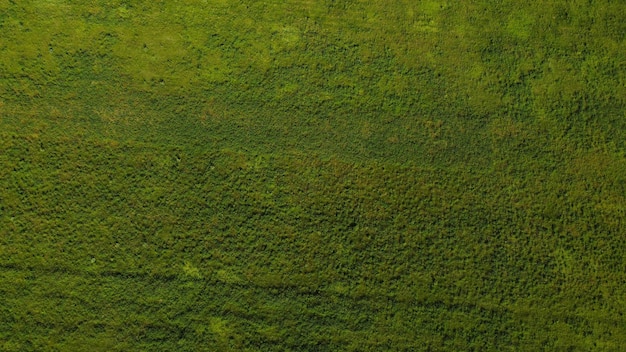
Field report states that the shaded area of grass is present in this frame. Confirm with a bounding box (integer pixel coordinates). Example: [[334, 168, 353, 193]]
[[1, 133, 625, 350]]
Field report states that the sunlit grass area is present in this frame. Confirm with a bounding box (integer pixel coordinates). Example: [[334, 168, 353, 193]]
[[1, 0, 625, 350]]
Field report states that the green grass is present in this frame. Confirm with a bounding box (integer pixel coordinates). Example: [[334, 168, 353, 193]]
[[1, 0, 626, 350]]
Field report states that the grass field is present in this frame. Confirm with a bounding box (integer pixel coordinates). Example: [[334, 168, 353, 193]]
[[1, 0, 626, 350]]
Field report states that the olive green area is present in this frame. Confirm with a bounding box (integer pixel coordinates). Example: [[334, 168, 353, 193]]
[[1, 0, 625, 350]]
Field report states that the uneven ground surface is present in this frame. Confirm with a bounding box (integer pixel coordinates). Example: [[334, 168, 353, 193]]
[[1, 0, 625, 350]]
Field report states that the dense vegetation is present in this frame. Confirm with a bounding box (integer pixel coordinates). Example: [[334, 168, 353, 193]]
[[1, 0, 625, 350]]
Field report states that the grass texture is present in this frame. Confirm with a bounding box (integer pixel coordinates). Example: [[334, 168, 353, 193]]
[[1, 0, 625, 350]]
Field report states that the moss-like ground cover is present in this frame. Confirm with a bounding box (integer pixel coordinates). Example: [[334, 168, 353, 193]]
[[1, 0, 625, 350]]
